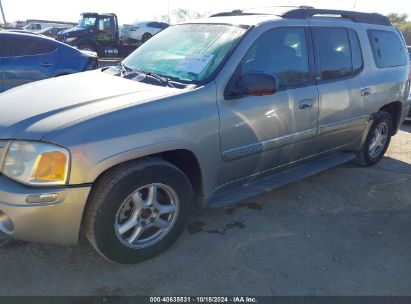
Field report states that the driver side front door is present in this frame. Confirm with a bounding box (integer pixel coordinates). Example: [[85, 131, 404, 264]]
[[217, 26, 319, 186]]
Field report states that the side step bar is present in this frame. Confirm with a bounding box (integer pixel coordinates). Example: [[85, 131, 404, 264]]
[[209, 152, 356, 208]]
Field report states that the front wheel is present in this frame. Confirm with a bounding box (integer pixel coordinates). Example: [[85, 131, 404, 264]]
[[355, 111, 393, 166], [78, 43, 96, 52], [84, 158, 193, 264]]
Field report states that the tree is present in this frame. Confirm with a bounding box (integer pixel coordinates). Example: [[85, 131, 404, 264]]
[[388, 13, 408, 23], [388, 13, 411, 45], [160, 15, 170, 24], [172, 8, 208, 23]]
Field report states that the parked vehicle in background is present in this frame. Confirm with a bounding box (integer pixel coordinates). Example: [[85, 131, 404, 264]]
[[57, 12, 147, 57], [0, 7, 409, 264], [124, 21, 169, 42], [24, 22, 69, 31], [38, 26, 73, 39], [0, 31, 98, 92]]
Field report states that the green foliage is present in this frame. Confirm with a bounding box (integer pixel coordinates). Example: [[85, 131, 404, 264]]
[[388, 13, 411, 45]]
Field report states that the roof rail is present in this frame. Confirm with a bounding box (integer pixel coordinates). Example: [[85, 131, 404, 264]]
[[210, 10, 266, 18], [282, 8, 391, 26], [210, 6, 314, 18]]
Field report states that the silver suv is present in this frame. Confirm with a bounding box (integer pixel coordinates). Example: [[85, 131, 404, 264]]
[[0, 7, 410, 263]]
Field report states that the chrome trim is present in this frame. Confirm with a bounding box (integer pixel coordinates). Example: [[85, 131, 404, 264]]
[[222, 127, 317, 161], [318, 114, 369, 135]]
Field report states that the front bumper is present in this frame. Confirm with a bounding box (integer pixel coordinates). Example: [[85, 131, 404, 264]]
[[0, 175, 91, 246]]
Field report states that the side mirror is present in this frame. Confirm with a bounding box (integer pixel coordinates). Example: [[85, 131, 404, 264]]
[[232, 73, 278, 97]]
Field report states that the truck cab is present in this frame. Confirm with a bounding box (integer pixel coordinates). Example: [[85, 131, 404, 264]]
[[57, 13, 119, 53]]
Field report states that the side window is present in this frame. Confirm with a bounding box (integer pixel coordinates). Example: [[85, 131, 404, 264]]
[[4, 37, 57, 57], [159, 23, 169, 29], [315, 28, 353, 80], [368, 30, 407, 68], [348, 29, 363, 73], [36, 24, 41, 30], [98, 17, 112, 31], [240, 27, 310, 90]]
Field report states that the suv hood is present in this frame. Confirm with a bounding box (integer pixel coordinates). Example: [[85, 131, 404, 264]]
[[0, 70, 182, 140]]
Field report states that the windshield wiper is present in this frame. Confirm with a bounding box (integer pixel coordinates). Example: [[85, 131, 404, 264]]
[[117, 66, 185, 88], [143, 72, 175, 88], [116, 62, 135, 76]]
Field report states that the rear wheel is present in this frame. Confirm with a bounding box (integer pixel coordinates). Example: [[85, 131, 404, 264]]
[[84, 158, 194, 264], [142, 33, 152, 43], [355, 111, 393, 166]]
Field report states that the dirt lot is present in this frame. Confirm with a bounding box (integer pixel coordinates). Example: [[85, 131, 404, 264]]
[[0, 124, 410, 296]]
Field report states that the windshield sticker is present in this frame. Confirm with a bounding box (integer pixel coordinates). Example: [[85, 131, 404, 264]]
[[175, 54, 214, 74]]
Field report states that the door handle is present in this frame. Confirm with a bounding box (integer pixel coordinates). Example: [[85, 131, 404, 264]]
[[40, 62, 53, 67], [299, 99, 314, 109], [361, 88, 371, 96]]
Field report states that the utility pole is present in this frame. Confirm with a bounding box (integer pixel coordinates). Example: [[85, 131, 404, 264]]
[[0, 0, 6, 26]]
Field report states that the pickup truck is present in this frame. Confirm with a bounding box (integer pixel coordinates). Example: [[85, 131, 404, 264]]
[[57, 12, 143, 57]]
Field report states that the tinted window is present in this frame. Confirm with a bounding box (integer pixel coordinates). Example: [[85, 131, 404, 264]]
[[348, 29, 363, 73], [158, 23, 169, 29], [368, 30, 407, 68], [98, 17, 112, 31], [240, 27, 310, 90], [3, 37, 57, 57], [315, 28, 352, 80], [150, 22, 168, 29]]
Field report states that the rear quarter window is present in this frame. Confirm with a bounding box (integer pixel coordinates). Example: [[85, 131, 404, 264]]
[[368, 29, 407, 68], [3, 37, 57, 57]]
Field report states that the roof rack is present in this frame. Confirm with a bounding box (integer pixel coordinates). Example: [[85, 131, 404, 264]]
[[210, 6, 312, 18], [210, 7, 391, 26], [210, 10, 266, 18], [282, 8, 391, 26]]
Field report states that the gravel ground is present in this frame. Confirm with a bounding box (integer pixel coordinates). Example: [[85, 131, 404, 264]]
[[0, 124, 410, 296]]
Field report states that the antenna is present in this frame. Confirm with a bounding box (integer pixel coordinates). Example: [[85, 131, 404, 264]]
[[0, 0, 7, 26]]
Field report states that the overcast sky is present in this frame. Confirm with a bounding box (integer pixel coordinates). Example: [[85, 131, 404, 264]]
[[2, 0, 411, 24]]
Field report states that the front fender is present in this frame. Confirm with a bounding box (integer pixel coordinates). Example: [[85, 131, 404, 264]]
[[83, 140, 203, 185], [43, 83, 222, 197]]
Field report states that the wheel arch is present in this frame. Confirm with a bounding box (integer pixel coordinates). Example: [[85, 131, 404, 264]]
[[378, 101, 402, 135], [86, 147, 205, 202]]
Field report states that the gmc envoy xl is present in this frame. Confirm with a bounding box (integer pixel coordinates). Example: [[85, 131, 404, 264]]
[[0, 7, 410, 263]]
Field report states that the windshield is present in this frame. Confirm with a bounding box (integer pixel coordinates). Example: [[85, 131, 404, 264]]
[[123, 23, 248, 84], [79, 16, 97, 28]]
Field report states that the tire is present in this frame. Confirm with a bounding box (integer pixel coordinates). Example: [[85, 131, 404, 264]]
[[84, 158, 194, 264], [142, 33, 152, 43], [355, 111, 393, 166], [78, 43, 96, 52]]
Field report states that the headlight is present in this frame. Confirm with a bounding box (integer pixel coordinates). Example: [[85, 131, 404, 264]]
[[65, 37, 77, 43], [1, 141, 70, 186]]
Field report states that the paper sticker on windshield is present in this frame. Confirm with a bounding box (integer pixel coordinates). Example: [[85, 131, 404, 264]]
[[175, 54, 214, 74]]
